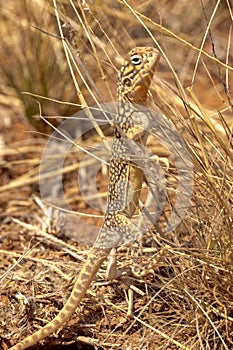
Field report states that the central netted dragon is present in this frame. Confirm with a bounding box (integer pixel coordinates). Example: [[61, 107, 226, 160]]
[[9, 46, 161, 349]]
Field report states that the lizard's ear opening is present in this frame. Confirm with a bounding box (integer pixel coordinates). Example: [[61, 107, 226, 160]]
[[122, 77, 132, 87]]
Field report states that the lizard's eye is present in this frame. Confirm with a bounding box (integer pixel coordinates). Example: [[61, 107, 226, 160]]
[[131, 54, 142, 65]]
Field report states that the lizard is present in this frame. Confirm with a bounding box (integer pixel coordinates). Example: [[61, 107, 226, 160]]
[[9, 46, 161, 350]]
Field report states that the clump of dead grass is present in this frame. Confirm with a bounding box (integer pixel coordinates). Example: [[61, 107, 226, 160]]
[[0, 0, 79, 133]]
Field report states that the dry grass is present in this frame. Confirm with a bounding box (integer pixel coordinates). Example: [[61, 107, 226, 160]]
[[0, 0, 233, 349]]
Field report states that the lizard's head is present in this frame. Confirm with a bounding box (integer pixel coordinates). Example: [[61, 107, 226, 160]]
[[118, 46, 160, 105]]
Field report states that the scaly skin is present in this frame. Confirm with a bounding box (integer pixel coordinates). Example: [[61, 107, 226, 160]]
[[9, 46, 160, 350]]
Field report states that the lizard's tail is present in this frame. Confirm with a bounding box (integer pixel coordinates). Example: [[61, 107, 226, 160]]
[[9, 248, 109, 350]]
